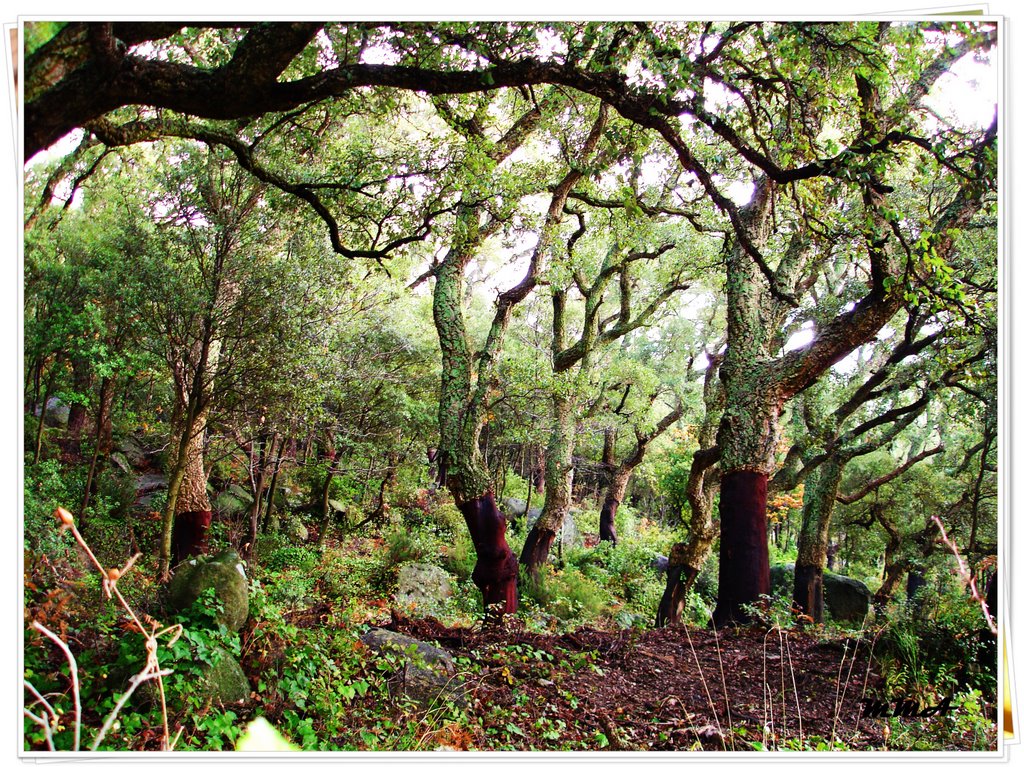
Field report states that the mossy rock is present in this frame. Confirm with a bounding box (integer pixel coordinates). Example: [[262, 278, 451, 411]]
[[360, 628, 464, 707], [168, 549, 249, 632], [283, 517, 309, 543], [214, 485, 254, 516], [204, 648, 251, 706]]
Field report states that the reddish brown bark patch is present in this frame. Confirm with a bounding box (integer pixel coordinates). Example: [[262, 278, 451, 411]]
[[794, 563, 825, 623], [713, 470, 769, 626], [171, 509, 212, 565], [520, 526, 556, 577], [458, 492, 518, 615], [599, 496, 619, 545]]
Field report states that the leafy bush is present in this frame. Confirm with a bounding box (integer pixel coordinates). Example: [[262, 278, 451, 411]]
[[876, 576, 996, 702], [94, 469, 137, 518], [264, 545, 319, 573], [383, 527, 429, 567], [520, 566, 612, 622], [443, 536, 476, 582], [25, 460, 82, 558]]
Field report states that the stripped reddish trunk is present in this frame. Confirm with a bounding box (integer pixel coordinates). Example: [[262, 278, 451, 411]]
[[599, 495, 619, 544], [599, 468, 630, 545], [793, 563, 825, 622], [520, 526, 557, 574], [458, 491, 518, 614], [712, 470, 770, 626]]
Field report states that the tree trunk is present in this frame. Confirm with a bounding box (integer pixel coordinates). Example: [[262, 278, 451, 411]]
[[656, 542, 691, 627], [712, 469, 770, 626], [459, 491, 519, 613], [318, 434, 343, 540], [521, 389, 575, 576], [793, 458, 842, 622], [33, 369, 57, 464], [906, 568, 927, 614], [169, 408, 212, 566], [873, 539, 907, 610], [80, 376, 115, 519], [599, 466, 630, 545], [246, 433, 271, 558], [65, 355, 92, 455], [659, 441, 721, 625], [432, 237, 520, 616], [260, 435, 287, 540], [533, 444, 546, 495]]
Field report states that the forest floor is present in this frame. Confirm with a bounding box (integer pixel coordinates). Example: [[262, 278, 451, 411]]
[[387, 615, 885, 751], [278, 605, 891, 751]]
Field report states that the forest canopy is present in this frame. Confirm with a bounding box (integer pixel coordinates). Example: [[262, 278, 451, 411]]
[[22, 19, 1000, 753]]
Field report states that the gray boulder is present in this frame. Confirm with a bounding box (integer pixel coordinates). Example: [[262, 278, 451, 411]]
[[134, 473, 168, 509], [38, 397, 70, 427], [168, 549, 250, 632], [109, 452, 132, 475], [824, 572, 873, 624], [503, 498, 530, 518], [360, 628, 463, 706], [651, 555, 670, 573], [136, 473, 167, 494], [396, 563, 453, 615], [117, 435, 149, 469], [769, 563, 871, 625]]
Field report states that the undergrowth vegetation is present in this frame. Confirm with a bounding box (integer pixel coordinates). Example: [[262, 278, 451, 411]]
[[23, 459, 998, 753]]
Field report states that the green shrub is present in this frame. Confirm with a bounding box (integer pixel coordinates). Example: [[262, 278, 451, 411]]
[[383, 527, 429, 567], [264, 545, 318, 573], [24, 459, 83, 558], [877, 575, 996, 702], [520, 566, 612, 622]]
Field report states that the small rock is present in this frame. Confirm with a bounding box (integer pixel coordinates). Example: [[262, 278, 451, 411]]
[[204, 648, 251, 706], [109, 452, 132, 475], [136, 473, 168, 494], [525, 508, 579, 551], [214, 485, 254, 516], [39, 397, 70, 427]]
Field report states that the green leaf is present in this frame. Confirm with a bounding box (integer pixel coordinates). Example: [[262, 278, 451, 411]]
[[235, 717, 298, 751]]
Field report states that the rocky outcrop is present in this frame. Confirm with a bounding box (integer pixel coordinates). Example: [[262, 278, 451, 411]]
[[360, 628, 464, 706]]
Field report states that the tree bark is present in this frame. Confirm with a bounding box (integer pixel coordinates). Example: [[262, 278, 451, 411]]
[[712, 470, 770, 625], [259, 435, 287, 541], [169, 408, 213, 565], [80, 376, 115, 520], [599, 468, 630, 545], [64, 355, 93, 456], [793, 459, 842, 621], [459, 491, 519, 613], [521, 389, 575, 575], [246, 432, 271, 558]]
